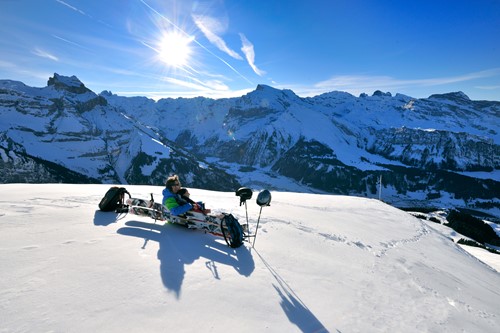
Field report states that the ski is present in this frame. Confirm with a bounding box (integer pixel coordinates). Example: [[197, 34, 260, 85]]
[[121, 196, 245, 248], [115, 187, 271, 248]]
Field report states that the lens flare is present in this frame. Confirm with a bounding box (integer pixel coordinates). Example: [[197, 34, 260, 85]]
[[157, 31, 193, 67]]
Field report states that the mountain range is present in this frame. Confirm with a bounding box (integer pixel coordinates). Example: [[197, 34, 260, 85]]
[[0, 73, 498, 217]]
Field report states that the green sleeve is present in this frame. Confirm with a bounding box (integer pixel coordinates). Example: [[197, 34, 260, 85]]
[[164, 196, 179, 210]]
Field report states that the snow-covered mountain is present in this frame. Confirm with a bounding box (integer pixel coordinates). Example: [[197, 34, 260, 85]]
[[0, 74, 498, 217], [0, 74, 239, 190], [1, 184, 499, 332]]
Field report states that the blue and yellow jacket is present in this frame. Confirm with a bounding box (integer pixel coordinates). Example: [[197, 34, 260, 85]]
[[162, 188, 193, 216]]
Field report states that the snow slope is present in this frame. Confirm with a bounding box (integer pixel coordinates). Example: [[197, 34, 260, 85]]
[[0, 184, 499, 332]]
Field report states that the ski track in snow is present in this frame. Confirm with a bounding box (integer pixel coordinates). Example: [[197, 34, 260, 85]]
[[264, 198, 433, 258], [1, 184, 499, 332], [253, 194, 500, 330], [306, 217, 430, 257]]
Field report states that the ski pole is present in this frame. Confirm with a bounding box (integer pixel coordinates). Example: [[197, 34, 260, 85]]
[[142, 193, 158, 249], [244, 200, 249, 225], [253, 189, 271, 247], [244, 200, 250, 236], [252, 206, 263, 247]]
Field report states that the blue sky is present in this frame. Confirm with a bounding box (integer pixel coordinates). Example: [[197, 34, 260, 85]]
[[1, 0, 499, 101]]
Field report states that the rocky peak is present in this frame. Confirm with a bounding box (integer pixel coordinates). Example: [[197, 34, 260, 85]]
[[428, 91, 471, 103], [240, 84, 300, 110], [47, 73, 91, 94], [372, 90, 392, 97]]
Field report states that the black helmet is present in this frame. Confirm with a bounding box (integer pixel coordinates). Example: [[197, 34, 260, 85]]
[[236, 187, 252, 206], [256, 189, 271, 207]]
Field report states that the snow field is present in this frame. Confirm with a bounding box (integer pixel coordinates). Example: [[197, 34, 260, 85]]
[[0, 184, 499, 332]]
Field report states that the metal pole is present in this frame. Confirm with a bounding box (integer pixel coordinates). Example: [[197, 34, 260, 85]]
[[252, 206, 263, 248], [142, 193, 158, 249], [244, 200, 249, 233]]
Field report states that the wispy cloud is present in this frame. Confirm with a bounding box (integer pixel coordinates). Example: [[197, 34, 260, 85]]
[[160, 75, 229, 92], [55, 0, 112, 29], [475, 85, 500, 90], [240, 33, 265, 77], [32, 48, 59, 61], [192, 15, 242, 60], [115, 87, 252, 100], [114, 75, 251, 100], [52, 34, 92, 52], [139, 1, 252, 84], [0, 59, 17, 68], [308, 68, 500, 97], [55, 0, 88, 17]]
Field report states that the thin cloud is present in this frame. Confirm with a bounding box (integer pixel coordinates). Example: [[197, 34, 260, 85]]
[[192, 14, 242, 60], [160, 76, 229, 92], [32, 48, 59, 61], [240, 33, 265, 77], [55, 0, 113, 29], [114, 76, 251, 100], [139, 0, 252, 85], [0, 59, 16, 68], [115, 87, 251, 100], [52, 34, 92, 51], [475, 85, 500, 90], [312, 69, 500, 96], [55, 0, 88, 17]]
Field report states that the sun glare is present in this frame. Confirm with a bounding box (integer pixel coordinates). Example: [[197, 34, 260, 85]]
[[157, 31, 193, 67]]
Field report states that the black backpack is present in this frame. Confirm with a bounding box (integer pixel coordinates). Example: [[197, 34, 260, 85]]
[[221, 213, 244, 248], [98, 187, 131, 212]]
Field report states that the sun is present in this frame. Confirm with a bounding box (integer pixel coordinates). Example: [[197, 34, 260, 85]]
[[157, 31, 193, 68]]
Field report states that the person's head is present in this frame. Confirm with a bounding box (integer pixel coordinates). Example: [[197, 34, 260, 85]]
[[165, 175, 181, 193], [177, 188, 190, 197]]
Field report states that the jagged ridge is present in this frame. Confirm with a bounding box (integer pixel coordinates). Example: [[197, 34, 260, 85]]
[[0, 74, 498, 215]]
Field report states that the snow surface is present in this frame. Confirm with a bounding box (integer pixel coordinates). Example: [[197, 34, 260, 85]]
[[1, 184, 499, 332]]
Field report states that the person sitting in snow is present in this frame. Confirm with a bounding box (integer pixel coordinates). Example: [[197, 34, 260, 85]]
[[162, 175, 210, 215]]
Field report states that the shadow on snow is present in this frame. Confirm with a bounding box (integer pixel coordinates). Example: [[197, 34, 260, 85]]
[[93, 210, 122, 226], [116, 220, 255, 298], [94, 211, 331, 332], [255, 249, 332, 333]]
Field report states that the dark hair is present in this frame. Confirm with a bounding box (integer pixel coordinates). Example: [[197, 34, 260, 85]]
[[177, 188, 188, 197]]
